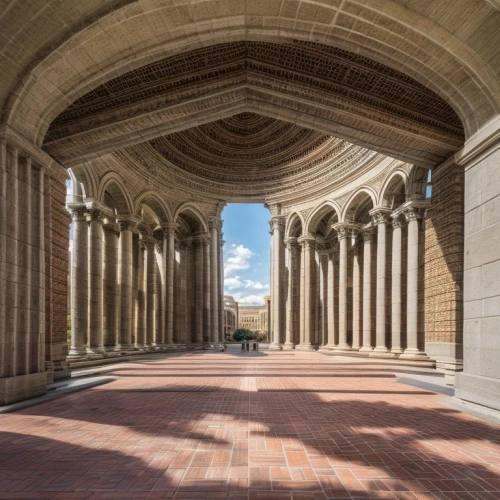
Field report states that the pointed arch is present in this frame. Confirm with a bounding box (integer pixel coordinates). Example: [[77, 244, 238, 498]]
[[341, 187, 377, 224], [378, 170, 409, 209], [97, 172, 134, 216], [134, 191, 172, 224], [285, 212, 304, 239], [174, 202, 208, 234], [305, 200, 341, 236]]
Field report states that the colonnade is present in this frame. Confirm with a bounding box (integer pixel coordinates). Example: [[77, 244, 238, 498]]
[[269, 201, 429, 357], [68, 202, 225, 358]]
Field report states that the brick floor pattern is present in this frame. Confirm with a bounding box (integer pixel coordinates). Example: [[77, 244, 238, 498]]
[[1, 351, 500, 499]]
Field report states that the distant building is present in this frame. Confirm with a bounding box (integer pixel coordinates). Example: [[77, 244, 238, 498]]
[[239, 296, 270, 340], [223, 295, 238, 339]]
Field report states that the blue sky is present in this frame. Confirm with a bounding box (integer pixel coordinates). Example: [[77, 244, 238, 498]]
[[222, 203, 270, 306]]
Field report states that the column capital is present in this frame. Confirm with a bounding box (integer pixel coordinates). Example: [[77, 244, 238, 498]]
[[86, 207, 106, 223], [265, 202, 282, 217], [269, 216, 285, 234], [369, 207, 393, 225], [141, 236, 157, 249], [332, 223, 361, 241], [161, 222, 178, 236], [179, 237, 193, 250], [193, 233, 210, 246], [361, 227, 374, 243], [67, 203, 86, 219], [391, 213, 406, 229], [297, 234, 316, 249], [284, 237, 299, 250], [117, 218, 139, 232], [207, 216, 223, 231]]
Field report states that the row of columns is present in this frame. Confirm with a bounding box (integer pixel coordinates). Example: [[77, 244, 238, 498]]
[[68, 202, 225, 358], [269, 202, 428, 357]]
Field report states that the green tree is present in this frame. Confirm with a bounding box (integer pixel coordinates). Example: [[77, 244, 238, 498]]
[[232, 328, 256, 342]]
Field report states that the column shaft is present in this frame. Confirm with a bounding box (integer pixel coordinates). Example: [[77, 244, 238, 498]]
[[336, 231, 349, 350], [284, 239, 297, 349], [69, 207, 88, 358], [352, 245, 361, 350], [296, 237, 315, 350], [118, 221, 134, 350], [145, 240, 155, 347], [87, 209, 104, 354], [203, 238, 211, 344], [210, 223, 220, 343], [194, 240, 204, 345], [135, 239, 147, 348], [325, 250, 336, 348], [391, 218, 403, 354], [270, 218, 284, 348], [360, 231, 373, 352]]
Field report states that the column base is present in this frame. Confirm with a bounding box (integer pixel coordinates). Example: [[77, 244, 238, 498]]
[[87, 347, 105, 355], [351, 346, 361, 351], [191, 342, 204, 349], [359, 346, 373, 353], [67, 347, 87, 360], [295, 343, 315, 351], [399, 348, 429, 360], [391, 348, 404, 355], [268, 343, 283, 350], [318, 344, 336, 351], [333, 344, 351, 351], [0, 372, 48, 405], [370, 346, 396, 357], [282, 342, 295, 350]]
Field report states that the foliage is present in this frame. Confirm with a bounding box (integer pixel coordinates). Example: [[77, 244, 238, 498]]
[[255, 331, 267, 342], [232, 328, 256, 342]]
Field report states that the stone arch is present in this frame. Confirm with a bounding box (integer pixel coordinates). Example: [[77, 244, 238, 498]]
[[285, 212, 304, 239], [134, 191, 172, 224], [97, 173, 134, 216], [341, 188, 377, 224], [174, 203, 209, 235], [4, 0, 499, 152], [408, 166, 432, 200], [69, 163, 98, 199], [378, 170, 409, 210], [305, 201, 341, 238]]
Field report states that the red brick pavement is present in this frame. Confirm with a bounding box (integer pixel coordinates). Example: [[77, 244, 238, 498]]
[[1, 351, 500, 499]]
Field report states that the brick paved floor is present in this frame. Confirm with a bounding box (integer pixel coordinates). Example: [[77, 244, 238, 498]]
[[1, 351, 500, 499]]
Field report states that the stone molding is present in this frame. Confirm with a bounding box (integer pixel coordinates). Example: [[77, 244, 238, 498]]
[[369, 207, 393, 225]]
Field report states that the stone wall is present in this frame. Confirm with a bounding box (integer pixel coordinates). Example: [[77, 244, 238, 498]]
[[424, 163, 464, 376], [44, 176, 70, 381]]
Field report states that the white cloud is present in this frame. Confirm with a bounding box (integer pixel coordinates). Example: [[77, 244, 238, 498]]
[[224, 244, 254, 276], [244, 280, 269, 290], [232, 293, 267, 306], [224, 276, 242, 289]]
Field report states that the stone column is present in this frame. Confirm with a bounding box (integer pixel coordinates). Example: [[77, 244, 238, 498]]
[[135, 237, 147, 349], [117, 219, 136, 350], [145, 237, 156, 348], [162, 223, 177, 346], [178, 240, 190, 344], [153, 240, 163, 347], [352, 237, 362, 351], [86, 206, 105, 355], [103, 220, 120, 350], [202, 234, 211, 345], [68, 205, 88, 358], [370, 208, 393, 356], [193, 236, 204, 346], [296, 235, 316, 350], [333, 225, 351, 351], [209, 218, 222, 343], [321, 246, 337, 349], [284, 237, 298, 349], [219, 234, 225, 341], [269, 216, 285, 349], [401, 205, 428, 359], [391, 214, 404, 355], [360, 229, 374, 353], [318, 246, 329, 348]]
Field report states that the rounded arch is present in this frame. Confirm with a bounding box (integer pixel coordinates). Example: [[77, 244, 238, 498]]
[[4, 0, 499, 152], [285, 212, 304, 239], [378, 170, 409, 209], [97, 173, 134, 216], [305, 200, 341, 236], [174, 202, 209, 234], [341, 187, 377, 224], [134, 191, 172, 224], [69, 164, 98, 199], [408, 166, 432, 200]]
